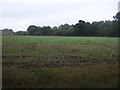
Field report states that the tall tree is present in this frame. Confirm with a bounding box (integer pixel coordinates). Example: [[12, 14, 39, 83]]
[[74, 20, 86, 36], [113, 12, 120, 21], [27, 25, 38, 35]]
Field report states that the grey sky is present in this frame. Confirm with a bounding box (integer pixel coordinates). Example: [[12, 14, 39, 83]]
[[0, 0, 119, 31]]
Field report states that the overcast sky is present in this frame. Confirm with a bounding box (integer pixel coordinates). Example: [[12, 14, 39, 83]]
[[0, 0, 119, 32]]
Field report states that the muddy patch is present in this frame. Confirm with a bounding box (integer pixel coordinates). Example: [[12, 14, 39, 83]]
[[2, 54, 103, 68]]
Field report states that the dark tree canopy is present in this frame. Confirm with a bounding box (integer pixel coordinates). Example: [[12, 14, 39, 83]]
[[14, 12, 119, 37], [1, 28, 15, 35], [113, 12, 120, 21], [27, 25, 39, 35], [16, 31, 29, 35]]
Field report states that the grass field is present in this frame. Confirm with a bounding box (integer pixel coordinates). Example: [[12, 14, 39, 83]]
[[2, 36, 119, 88]]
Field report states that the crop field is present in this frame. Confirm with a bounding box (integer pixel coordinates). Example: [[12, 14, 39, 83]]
[[2, 36, 119, 88]]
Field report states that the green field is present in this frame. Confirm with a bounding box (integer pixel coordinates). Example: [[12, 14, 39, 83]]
[[2, 36, 119, 88]]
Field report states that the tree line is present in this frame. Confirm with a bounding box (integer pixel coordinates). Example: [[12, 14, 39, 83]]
[[24, 20, 117, 37], [2, 12, 120, 37]]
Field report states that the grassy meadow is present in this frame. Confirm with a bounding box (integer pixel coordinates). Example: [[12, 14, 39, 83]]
[[2, 36, 119, 88]]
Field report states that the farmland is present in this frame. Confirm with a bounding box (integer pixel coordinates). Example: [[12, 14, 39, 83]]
[[2, 36, 119, 88]]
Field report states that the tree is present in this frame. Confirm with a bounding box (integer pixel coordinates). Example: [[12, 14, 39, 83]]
[[27, 25, 39, 35], [51, 26, 58, 30], [59, 23, 72, 30], [113, 12, 119, 37], [41, 26, 51, 35], [16, 31, 29, 35], [74, 20, 86, 36], [113, 12, 120, 21], [1, 28, 15, 35]]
